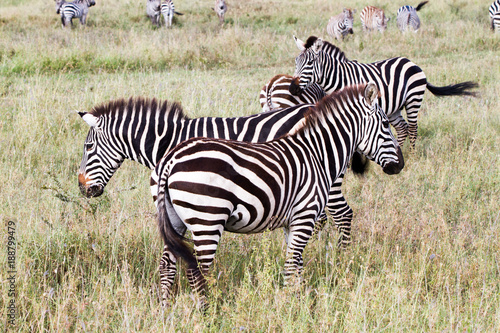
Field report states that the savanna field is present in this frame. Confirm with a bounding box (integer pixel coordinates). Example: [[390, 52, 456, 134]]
[[1, 0, 499, 331]]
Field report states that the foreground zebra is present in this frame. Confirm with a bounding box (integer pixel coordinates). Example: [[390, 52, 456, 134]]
[[327, 8, 356, 41], [146, 0, 161, 27], [212, 0, 227, 25], [161, 0, 183, 28], [290, 36, 478, 148], [57, 0, 96, 28], [397, 1, 429, 32], [491, 0, 500, 31], [360, 6, 389, 32], [259, 74, 325, 112], [153, 83, 404, 306]]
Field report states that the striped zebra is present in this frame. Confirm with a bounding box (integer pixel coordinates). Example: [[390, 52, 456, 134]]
[[146, 0, 161, 27], [212, 0, 227, 25], [326, 8, 356, 41], [490, 0, 500, 31], [290, 36, 478, 148], [259, 74, 325, 112], [55, 0, 65, 14], [397, 1, 429, 32], [153, 83, 404, 306], [58, 0, 96, 28], [360, 6, 389, 32], [161, 0, 183, 28]]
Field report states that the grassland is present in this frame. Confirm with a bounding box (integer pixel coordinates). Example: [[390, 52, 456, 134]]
[[0, 0, 499, 331]]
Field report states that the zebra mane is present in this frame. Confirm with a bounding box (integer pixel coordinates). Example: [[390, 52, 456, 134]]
[[305, 36, 348, 62], [89, 97, 188, 121], [293, 84, 367, 136]]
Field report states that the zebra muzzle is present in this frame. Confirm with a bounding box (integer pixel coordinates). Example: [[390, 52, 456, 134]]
[[382, 146, 405, 175], [78, 173, 104, 198]]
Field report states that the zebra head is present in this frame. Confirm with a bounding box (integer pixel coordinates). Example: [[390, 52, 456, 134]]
[[343, 8, 355, 34], [356, 83, 404, 175], [78, 112, 124, 198], [290, 36, 326, 96]]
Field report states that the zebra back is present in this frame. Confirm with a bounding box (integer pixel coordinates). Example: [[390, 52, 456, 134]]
[[360, 6, 389, 32], [326, 8, 355, 40], [259, 74, 325, 112]]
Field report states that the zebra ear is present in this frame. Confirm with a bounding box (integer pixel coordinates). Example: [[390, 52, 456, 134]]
[[79, 112, 99, 127], [293, 36, 305, 51], [312, 38, 323, 54], [364, 83, 379, 106]]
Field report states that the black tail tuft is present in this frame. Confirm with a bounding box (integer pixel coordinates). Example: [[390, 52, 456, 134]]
[[415, 1, 429, 11], [350, 152, 370, 175], [426, 81, 478, 97], [157, 185, 198, 270]]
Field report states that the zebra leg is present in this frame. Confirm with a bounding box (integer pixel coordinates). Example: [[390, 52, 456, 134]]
[[187, 224, 224, 309], [283, 221, 313, 285], [405, 99, 423, 149], [323, 174, 353, 249], [389, 111, 409, 147], [159, 245, 177, 307]]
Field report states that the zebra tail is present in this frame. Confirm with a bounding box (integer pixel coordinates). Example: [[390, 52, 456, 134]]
[[350, 152, 370, 175], [415, 1, 429, 11], [157, 183, 198, 269], [175, 11, 184, 16], [426, 81, 478, 97]]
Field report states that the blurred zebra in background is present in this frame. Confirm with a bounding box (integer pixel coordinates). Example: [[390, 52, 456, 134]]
[[259, 74, 325, 112], [490, 0, 500, 31], [146, 0, 161, 27], [397, 1, 428, 32], [212, 0, 227, 25], [161, 0, 183, 27], [153, 83, 404, 307], [326, 8, 356, 40], [360, 6, 389, 32], [58, 0, 96, 28], [55, 0, 65, 14]]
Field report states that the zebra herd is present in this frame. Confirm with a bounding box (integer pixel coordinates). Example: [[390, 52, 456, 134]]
[[327, 1, 500, 40], [54, 0, 227, 28]]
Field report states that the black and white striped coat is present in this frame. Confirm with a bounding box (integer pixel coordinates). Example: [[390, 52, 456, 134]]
[[397, 1, 428, 32], [146, 0, 161, 27], [290, 36, 477, 148], [161, 0, 183, 27], [490, 0, 500, 32], [326, 8, 356, 40], [259, 74, 325, 112], [58, 0, 96, 28], [153, 84, 404, 306]]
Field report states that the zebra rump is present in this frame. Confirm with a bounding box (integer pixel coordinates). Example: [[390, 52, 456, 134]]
[[490, 0, 500, 31], [397, 1, 428, 32]]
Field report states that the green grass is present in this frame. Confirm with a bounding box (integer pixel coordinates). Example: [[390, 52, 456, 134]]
[[1, 0, 499, 331]]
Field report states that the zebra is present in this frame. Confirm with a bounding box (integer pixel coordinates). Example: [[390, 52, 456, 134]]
[[259, 74, 325, 112], [58, 0, 96, 28], [397, 1, 429, 32], [161, 0, 183, 28], [212, 0, 227, 25], [360, 6, 389, 32], [490, 0, 500, 32], [326, 8, 356, 41], [146, 0, 161, 27], [55, 0, 65, 14], [290, 35, 478, 149], [153, 83, 404, 307]]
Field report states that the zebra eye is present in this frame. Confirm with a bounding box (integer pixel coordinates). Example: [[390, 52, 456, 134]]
[[382, 120, 390, 128], [85, 143, 94, 152]]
